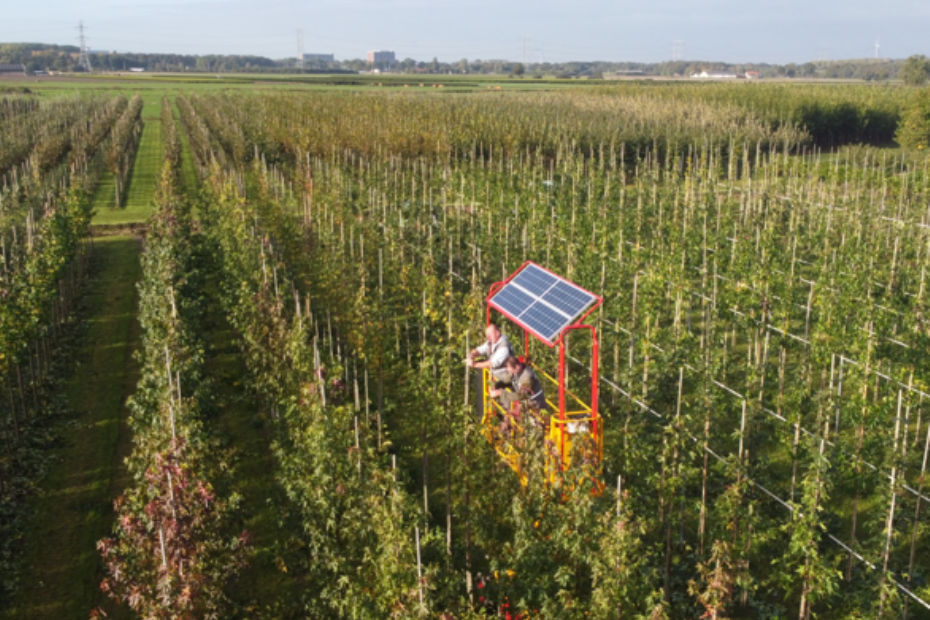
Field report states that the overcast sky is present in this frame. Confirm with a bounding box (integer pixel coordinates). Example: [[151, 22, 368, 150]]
[[3, 0, 928, 64]]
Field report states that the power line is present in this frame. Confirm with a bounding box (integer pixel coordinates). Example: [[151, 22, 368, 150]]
[[521, 35, 532, 65]]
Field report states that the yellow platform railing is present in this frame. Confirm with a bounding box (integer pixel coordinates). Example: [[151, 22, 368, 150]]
[[481, 365, 601, 484]]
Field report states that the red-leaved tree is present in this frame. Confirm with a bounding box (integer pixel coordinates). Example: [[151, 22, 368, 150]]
[[95, 438, 250, 619]]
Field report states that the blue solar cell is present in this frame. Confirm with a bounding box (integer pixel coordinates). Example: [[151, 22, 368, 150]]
[[511, 264, 558, 297], [520, 302, 566, 342], [490, 284, 535, 318], [542, 280, 595, 317]]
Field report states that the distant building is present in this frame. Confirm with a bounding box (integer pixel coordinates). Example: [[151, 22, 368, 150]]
[[691, 71, 737, 79], [0, 63, 25, 74], [745, 71, 760, 79], [604, 70, 645, 79], [367, 50, 395, 64], [129, 67, 145, 72], [302, 53, 334, 63]]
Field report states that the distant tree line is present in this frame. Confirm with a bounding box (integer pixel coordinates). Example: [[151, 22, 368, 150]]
[[2, 43, 928, 83]]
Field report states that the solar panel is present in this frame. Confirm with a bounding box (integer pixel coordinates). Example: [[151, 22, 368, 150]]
[[511, 264, 558, 296], [488, 263, 599, 344], [491, 285, 534, 318], [521, 303, 567, 343], [543, 280, 593, 317]]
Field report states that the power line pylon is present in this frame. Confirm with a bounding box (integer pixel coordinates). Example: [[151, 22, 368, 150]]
[[78, 21, 92, 72]]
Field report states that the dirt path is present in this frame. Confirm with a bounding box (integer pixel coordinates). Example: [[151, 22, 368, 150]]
[[0, 236, 142, 620]]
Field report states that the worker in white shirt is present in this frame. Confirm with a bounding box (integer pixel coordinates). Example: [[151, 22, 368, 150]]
[[465, 323, 514, 387]]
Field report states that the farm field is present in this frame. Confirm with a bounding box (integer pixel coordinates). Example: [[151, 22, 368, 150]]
[[1, 74, 930, 619]]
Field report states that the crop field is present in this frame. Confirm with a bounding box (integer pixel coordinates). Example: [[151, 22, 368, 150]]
[[1, 74, 930, 619]]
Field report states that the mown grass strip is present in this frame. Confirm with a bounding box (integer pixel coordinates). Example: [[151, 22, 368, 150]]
[[92, 99, 162, 226]]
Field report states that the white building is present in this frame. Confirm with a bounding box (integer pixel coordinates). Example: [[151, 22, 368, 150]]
[[690, 71, 737, 79]]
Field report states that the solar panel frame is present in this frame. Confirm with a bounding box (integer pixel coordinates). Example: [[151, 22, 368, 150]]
[[488, 262, 601, 345]]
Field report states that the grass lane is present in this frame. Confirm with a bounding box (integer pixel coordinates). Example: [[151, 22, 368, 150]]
[[92, 98, 162, 227], [0, 236, 142, 620]]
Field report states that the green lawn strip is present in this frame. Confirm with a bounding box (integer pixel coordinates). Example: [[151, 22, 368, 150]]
[[89, 168, 119, 215], [92, 99, 162, 226], [0, 236, 142, 620], [199, 257, 301, 617]]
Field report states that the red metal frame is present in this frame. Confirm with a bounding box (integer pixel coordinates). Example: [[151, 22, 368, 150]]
[[484, 261, 602, 471]]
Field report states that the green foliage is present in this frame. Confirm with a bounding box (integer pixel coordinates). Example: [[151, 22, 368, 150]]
[[899, 55, 930, 86], [104, 94, 144, 207], [895, 88, 930, 150], [200, 164, 425, 618], [155, 88, 930, 618], [0, 103, 101, 600], [97, 147, 247, 618]]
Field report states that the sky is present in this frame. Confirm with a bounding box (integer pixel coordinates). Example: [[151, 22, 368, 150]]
[[2, 0, 929, 64]]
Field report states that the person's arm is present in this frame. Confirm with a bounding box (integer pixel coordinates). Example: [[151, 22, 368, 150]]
[[517, 372, 535, 397], [466, 341, 492, 368]]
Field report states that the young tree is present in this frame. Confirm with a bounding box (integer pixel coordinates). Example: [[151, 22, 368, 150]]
[[97, 440, 250, 620], [899, 54, 930, 86], [895, 89, 930, 150]]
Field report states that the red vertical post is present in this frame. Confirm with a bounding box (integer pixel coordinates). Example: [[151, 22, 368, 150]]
[[524, 330, 530, 363], [591, 327, 599, 449], [558, 335, 567, 465]]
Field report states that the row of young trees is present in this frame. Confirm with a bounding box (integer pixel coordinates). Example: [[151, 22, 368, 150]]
[[0, 95, 129, 599], [104, 94, 144, 208], [167, 90, 930, 619], [0, 95, 119, 181], [199, 84, 914, 167], [96, 108, 249, 619]]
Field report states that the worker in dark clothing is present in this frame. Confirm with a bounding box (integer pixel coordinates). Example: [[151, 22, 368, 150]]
[[490, 356, 548, 430]]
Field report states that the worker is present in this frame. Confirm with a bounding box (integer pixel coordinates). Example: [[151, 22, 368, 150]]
[[491, 356, 547, 423], [465, 323, 514, 386]]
